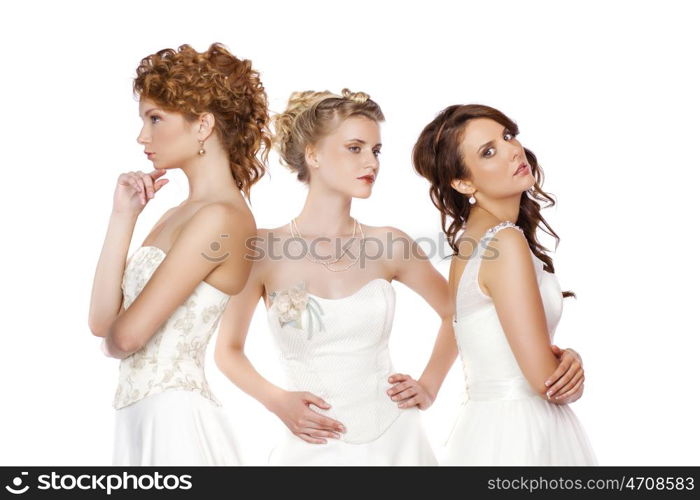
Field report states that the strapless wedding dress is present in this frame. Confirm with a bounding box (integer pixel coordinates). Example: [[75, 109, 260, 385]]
[[443, 221, 597, 465], [266, 278, 437, 465], [111, 246, 242, 465]]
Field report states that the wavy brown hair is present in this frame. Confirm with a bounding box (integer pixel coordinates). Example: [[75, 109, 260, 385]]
[[133, 43, 271, 199], [273, 88, 385, 183], [413, 104, 574, 298]]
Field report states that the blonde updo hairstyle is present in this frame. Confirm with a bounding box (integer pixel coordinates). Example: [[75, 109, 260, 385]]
[[133, 43, 271, 198], [273, 88, 384, 182]]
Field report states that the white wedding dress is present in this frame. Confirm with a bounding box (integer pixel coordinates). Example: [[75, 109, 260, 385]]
[[266, 278, 437, 465], [111, 245, 242, 465], [443, 221, 597, 465]]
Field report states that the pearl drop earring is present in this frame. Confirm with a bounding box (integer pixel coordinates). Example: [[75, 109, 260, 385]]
[[468, 194, 476, 205], [198, 140, 206, 156]]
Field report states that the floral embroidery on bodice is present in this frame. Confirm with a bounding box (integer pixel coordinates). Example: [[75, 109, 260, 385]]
[[113, 246, 230, 409]]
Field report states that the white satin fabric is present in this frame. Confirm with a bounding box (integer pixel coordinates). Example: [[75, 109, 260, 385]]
[[113, 389, 241, 465], [443, 221, 597, 465], [266, 278, 437, 465]]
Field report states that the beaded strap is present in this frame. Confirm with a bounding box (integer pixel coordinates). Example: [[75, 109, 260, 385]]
[[483, 220, 522, 239]]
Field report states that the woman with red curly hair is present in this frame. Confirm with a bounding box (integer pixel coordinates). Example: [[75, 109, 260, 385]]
[[88, 43, 271, 465]]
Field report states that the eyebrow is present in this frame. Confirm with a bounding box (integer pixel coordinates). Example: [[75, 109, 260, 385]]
[[345, 138, 383, 147], [139, 108, 162, 118], [477, 127, 508, 154]]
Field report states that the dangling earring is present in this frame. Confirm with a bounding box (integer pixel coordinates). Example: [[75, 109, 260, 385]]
[[468, 193, 476, 205], [198, 140, 206, 156]]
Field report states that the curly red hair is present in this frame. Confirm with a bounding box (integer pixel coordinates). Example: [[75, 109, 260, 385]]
[[133, 43, 271, 199]]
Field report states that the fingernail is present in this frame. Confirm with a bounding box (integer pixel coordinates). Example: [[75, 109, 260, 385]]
[[392, 396, 398, 401], [398, 403, 404, 408], [545, 380, 551, 386], [546, 391, 552, 398]]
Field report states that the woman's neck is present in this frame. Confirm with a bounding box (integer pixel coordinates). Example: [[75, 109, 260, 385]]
[[294, 187, 355, 237], [179, 145, 243, 205], [470, 194, 521, 227]]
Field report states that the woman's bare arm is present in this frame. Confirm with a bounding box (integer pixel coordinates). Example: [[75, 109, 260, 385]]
[[104, 203, 252, 358], [214, 257, 346, 444], [385, 227, 458, 408], [213, 264, 283, 410], [481, 227, 559, 398], [88, 170, 169, 337], [88, 211, 139, 337]]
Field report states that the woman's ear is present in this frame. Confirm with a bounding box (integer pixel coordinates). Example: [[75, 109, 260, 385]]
[[304, 144, 319, 170], [450, 178, 474, 195], [196, 112, 216, 141]]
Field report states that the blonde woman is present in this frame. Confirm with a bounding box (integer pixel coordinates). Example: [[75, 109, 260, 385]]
[[215, 89, 443, 465], [88, 43, 270, 465]]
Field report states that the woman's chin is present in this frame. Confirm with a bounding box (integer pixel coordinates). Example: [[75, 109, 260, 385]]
[[151, 160, 171, 170], [353, 190, 373, 200], [515, 176, 536, 193]]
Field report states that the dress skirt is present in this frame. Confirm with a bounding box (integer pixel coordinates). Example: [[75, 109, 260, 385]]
[[113, 389, 242, 465], [268, 407, 437, 466], [441, 396, 598, 465]]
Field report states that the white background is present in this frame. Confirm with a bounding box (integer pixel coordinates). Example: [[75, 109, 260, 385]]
[[1, 0, 698, 465]]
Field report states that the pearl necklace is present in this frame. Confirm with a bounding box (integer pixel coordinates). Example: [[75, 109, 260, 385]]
[[289, 217, 365, 272]]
